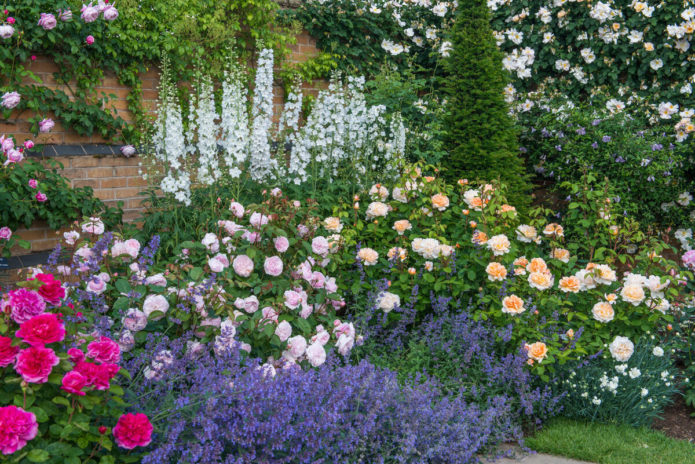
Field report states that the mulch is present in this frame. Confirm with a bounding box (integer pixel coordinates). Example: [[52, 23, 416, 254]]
[[652, 394, 695, 443]]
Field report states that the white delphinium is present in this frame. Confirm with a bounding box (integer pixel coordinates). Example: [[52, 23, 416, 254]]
[[249, 48, 277, 181], [194, 77, 221, 185], [277, 80, 304, 180], [220, 66, 249, 178]]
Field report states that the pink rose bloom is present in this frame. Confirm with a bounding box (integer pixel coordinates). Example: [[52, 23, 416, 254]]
[[61, 370, 88, 396], [8, 289, 46, 324], [123, 308, 148, 331], [35, 192, 47, 202], [232, 255, 254, 277], [270, 188, 282, 197], [284, 290, 303, 309], [249, 212, 269, 229], [142, 294, 169, 320], [5, 149, 23, 164], [234, 296, 259, 314], [28, 179, 38, 189], [74, 361, 119, 390], [67, 347, 85, 363], [23, 140, 33, 150], [38, 118, 55, 133], [309, 271, 325, 289], [1, 92, 20, 109], [313, 330, 330, 346], [0, 25, 14, 40], [0, 336, 19, 367], [242, 230, 260, 243], [82, 217, 104, 235], [218, 220, 243, 236], [113, 413, 153, 449], [201, 233, 219, 252], [124, 239, 140, 258], [229, 201, 245, 218], [264, 256, 283, 276], [274, 236, 290, 253], [144, 274, 167, 286], [213, 253, 229, 267], [0, 136, 14, 151], [38, 13, 57, 30], [63, 230, 80, 245], [297, 224, 309, 237], [311, 236, 330, 257], [325, 277, 338, 293], [208, 256, 225, 273], [261, 306, 278, 324], [86, 277, 107, 294], [286, 335, 307, 358], [15, 346, 59, 383], [16, 313, 66, 346], [81, 3, 99, 22], [58, 9, 73, 21], [336, 333, 355, 356], [299, 303, 313, 319], [275, 320, 292, 341], [0, 406, 38, 455], [87, 336, 121, 364], [306, 342, 326, 367], [0, 226, 11, 240], [85, 35, 95, 45], [102, 4, 119, 21], [120, 144, 135, 157], [683, 250, 695, 270]]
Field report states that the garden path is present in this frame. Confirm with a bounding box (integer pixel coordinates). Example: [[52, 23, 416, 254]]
[[490, 446, 595, 464]]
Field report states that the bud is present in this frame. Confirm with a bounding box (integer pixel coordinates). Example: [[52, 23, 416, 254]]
[[469, 221, 477, 228], [408, 267, 416, 275], [462, 209, 469, 215], [566, 328, 574, 339], [98, 426, 107, 435]]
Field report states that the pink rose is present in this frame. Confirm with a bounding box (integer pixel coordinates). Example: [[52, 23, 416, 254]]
[[0, 226, 11, 240], [38, 118, 55, 133], [0, 136, 13, 152], [286, 335, 307, 359], [61, 371, 88, 396], [261, 306, 278, 324], [15, 346, 59, 383], [85, 35, 95, 45], [142, 294, 169, 320], [28, 179, 38, 189], [74, 361, 119, 390], [8, 288, 46, 324], [201, 233, 219, 252], [0, 336, 19, 367], [306, 342, 326, 367], [683, 250, 695, 270], [38, 13, 57, 30], [313, 330, 330, 346], [242, 230, 260, 243], [274, 236, 289, 253], [86, 277, 107, 294], [309, 271, 325, 289], [264, 256, 283, 276], [144, 274, 167, 287], [0, 406, 38, 455], [0, 25, 14, 40], [275, 320, 292, 341], [123, 239, 140, 258], [234, 296, 259, 314], [208, 256, 225, 273], [81, 3, 99, 22], [63, 230, 80, 245], [299, 303, 313, 319], [102, 4, 119, 20], [311, 236, 330, 257], [35, 192, 47, 202], [23, 140, 33, 150], [232, 255, 254, 277], [218, 220, 243, 236], [87, 336, 121, 364], [34, 273, 66, 304], [123, 308, 148, 332], [229, 201, 245, 218], [113, 413, 153, 450], [336, 333, 355, 356], [1, 91, 20, 109], [5, 149, 23, 164], [249, 212, 269, 229], [284, 290, 303, 309], [81, 217, 104, 235], [16, 313, 66, 346], [325, 277, 338, 293], [120, 144, 135, 157], [297, 224, 309, 237]]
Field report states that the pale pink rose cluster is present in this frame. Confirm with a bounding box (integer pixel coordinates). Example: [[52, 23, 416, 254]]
[[208, 254, 230, 273], [111, 238, 141, 259]]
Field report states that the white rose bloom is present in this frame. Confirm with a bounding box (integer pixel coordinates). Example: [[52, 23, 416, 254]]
[[609, 336, 634, 362], [366, 201, 389, 220], [377, 292, 401, 313]]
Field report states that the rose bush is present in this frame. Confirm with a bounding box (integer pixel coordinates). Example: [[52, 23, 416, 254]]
[[324, 164, 688, 376], [0, 273, 150, 463], [45, 191, 355, 370]]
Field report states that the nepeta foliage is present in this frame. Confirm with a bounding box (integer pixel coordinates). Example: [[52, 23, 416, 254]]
[[442, 1, 530, 207]]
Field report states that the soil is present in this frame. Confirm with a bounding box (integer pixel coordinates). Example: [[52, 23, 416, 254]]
[[653, 395, 695, 443]]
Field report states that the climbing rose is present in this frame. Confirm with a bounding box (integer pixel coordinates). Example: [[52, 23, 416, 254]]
[[38, 118, 55, 133], [1, 92, 20, 109], [0, 226, 11, 240], [0, 406, 38, 455], [37, 13, 57, 30], [113, 413, 153, 449], [80, 3, 99, 22]]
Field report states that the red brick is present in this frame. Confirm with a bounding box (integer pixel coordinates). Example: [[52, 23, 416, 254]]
[[71, 157, 102, 168], [113, 187, 143, 199], [115, 166, 140, 177], [100, 177, 128, 188], [73, 179, 99, 189], [85, 167, 115, 179], [127, 176, 148, 187], [93, 189, 115, 200], [16, 229, 47, 241]]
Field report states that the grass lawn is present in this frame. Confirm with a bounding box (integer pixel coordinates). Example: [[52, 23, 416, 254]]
[[525, 418, 695, 464]]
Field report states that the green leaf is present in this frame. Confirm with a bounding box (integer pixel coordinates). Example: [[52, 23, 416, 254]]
[[52, 397, 71, 408], [189, 267, 204, 281], [27, 449, 50, 462], [115, 278, 132, 294]]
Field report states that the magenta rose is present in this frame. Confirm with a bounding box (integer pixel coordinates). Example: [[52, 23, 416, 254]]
[[113, 413, 153, 449], [0, 405, 38, 455], [33, 273, 66, 305], [74, 361, 119, 390], [264, 256, 284, 276], [87, 336, 121, 364], [232, 255, 254, 277], [61, 371, 88, 396], [16, 313, 65, 346], [15, 346, 59, 383], [0, 226, 11, 240], [67, 347, 85, 363], [0, 336, 19, 367], [8, 288, 46, 324], [35, 192, 47, 202], [28, 179, 38, 189]]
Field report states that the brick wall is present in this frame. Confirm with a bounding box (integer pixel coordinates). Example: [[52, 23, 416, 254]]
[[7, 29, 323, 256]]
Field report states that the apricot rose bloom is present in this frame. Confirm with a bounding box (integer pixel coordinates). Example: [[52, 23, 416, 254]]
[[558, 276, 581, 293], [431, 193, 450, 211], [393, 219, 412, 235], [487, 234, 511, 256], [526, 342, 548, 362], [620, 284, 646, 306], [357, 248, 379, 266], [502, 295, 525, 315], [592, 302, 615, 323], [486, 262, 507, 281], [528, 271, 554, 291]]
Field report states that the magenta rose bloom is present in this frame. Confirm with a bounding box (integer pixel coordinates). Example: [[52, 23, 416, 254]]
[[35, 192, 47, 202], [16, 313, 65, 346], [8, 288, 46, 324], [67, 347, 85, 363], [113, 413, 153, 449], [0, 336, 19, 367], [15, 346, 59, 383], [87, 336, 120, 364], [0, 406, 38, 455], [28, 179, 38, 189], [33, 273, 66, 305], [61, 371, 88, 396], [0, 226, 11, 240], [85, 35, 94, 45], [38, 118, 54, 133], [74, 361, 119, 390]]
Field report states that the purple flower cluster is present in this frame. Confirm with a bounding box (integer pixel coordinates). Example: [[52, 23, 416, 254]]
[[127, 336, 520, 464]]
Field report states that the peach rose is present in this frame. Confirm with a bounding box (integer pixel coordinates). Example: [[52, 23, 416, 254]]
[[558, 276, 581, 293], [431, 194, 450, 211], [502, 295, 525, 315], [487, 234, 511, 256], [620, 284, 645, 306], [323, 217, 343, 233], [471, 231, 489, 245], [526, 257, 548, 274], [486, 262, 508, 281], [393, 220, 412, 235], [513, 256, 529, 268], [357, 248, 379, 266], [551, 248, 570, 263], [592, 301, 614, 323], [528, 271, 554, 290], [526, 342, 548, 362]]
